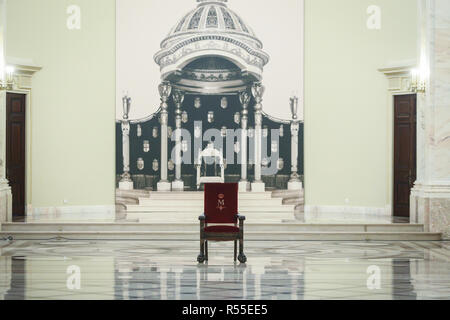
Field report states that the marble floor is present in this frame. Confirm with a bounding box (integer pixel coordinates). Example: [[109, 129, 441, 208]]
[[0, 239, 449, 300]]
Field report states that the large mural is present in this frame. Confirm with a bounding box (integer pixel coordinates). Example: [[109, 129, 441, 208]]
[[116, 0, 304, 192]]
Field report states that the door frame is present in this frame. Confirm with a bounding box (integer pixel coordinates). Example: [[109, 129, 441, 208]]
[[392, 93, 417, 218], [378, 63, 417, 219], [3, 61, 40, 220], [6, 89, 31, 216]]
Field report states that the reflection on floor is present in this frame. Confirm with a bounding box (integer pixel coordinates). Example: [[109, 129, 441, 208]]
[[0, 239, 449, 300]]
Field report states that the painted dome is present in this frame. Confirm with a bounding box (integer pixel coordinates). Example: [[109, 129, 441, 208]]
[[154, 0, 269, 85], [166, 0, 257, 42]]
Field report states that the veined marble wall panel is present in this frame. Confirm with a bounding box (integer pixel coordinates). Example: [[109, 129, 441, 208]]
[[431, 0, 450, 183], [411, 0, 450, 237]]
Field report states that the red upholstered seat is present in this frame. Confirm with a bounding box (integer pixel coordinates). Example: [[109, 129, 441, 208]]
[[204, 225, 239, 233]]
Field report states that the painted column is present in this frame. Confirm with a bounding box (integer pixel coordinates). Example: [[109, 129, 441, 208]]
[[239, 90, 251, 192], [251, 83, 266, 192], [288, 96, 303, 190], [157, 82, 172, 191], [410, 0, 450, 238], [172, 90, 184, 191], [118, 95, 133, 190]]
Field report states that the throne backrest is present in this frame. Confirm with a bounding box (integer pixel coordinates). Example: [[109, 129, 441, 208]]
[[204, 183, 238, 224], [198, 143, 224, 165]]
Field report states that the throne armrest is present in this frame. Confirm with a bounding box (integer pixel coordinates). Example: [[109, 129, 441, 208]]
[[199, 214, 206, 221], [237, 214, 245, 234]]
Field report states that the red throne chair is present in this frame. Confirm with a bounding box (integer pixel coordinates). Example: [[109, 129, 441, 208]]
[[197, 183, 247, 264]]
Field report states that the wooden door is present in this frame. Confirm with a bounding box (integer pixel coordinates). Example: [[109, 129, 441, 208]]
[[6, 93, 26, 218], [393, 94, 416, 218]]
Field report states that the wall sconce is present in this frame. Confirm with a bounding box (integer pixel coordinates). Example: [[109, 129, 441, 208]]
[[0, 65, 15, 90], [411, 68, 427, 94]]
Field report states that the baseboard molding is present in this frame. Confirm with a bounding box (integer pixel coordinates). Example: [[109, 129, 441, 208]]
[[28, 205, 116, 222], [305, 205, 391, 223]]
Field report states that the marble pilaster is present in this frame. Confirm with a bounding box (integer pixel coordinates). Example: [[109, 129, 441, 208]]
[[0, 91, 12, 223], [410, 0, 450, 238], [0, 0, 12, 224]]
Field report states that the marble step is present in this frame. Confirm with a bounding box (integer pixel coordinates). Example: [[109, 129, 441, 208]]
[[116, 189, 151, 198], [129, 219, 295, 224], [282, 198, 305, 205], [1, 222, 425, 233], [116, 197, 139, 205], [124, 214, 295, 223], [0, 230, 441, 241], [125, 212, 295, 221], [137, 198, 284, 206], [126, 204, 295, 213], [272, 189, 304, 199], [147, 192, 274, 200]]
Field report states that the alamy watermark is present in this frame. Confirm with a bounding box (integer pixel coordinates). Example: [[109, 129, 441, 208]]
[[66, 265, 81, 290], [169, 122, 283, 176], [366, 265, 381, 290], [367, 5, 381, 30], [67, 5, 81, 30]]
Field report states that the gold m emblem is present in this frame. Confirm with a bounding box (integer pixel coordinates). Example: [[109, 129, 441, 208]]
[[217, 194, 226, 211]]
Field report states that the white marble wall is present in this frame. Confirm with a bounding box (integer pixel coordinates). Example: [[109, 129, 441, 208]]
[[0, 0, 12, 224], [430, 0, 450, 183], [411, 0, 450, 238]]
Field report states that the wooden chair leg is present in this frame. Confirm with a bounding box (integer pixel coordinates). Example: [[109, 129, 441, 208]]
[[205, 241, 209, 261], [238, 236, 247, 263], [197, 238, 206, 263], [234, 240, 237, 262]]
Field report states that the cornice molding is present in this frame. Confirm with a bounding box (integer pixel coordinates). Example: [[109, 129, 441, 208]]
[[378, 61, 417, 94], [5, 57, 42, 89]]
